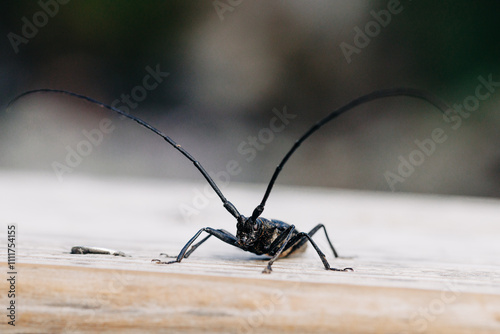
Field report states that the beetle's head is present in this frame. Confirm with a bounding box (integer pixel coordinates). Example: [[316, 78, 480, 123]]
[[236, 216, 262, 248]]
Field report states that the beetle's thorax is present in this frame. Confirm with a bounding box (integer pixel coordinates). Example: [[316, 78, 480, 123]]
[[236, 216, 293, 255]]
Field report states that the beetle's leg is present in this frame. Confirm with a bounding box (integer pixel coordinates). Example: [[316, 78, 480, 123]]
[[159, 234, 212, 258], [181, 229, 233, 258], [262, 225, 296, 274], [182, 234, 211, 258], [152, 228, 238, 264], [310, 224, 339, 257], [291, 232, 352, 272], [285, 224, 339, 258], [160, 233, 214, 259]]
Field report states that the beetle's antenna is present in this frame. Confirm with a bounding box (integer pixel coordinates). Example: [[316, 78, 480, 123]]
[[7, 89, 243, 220], [250, 88, 452, 220]]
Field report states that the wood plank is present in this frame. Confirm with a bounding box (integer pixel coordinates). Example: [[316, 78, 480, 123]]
[[1, 263, 499, 334], [1, 172, 500, 333]]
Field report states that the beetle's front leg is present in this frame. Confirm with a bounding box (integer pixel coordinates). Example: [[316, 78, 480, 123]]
[[159, 234, 210, 259], [152, 227, 238, 264], [262, 225, 296, 274]]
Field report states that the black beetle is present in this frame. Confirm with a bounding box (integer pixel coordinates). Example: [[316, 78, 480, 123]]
[[8, 88, 450, 273]]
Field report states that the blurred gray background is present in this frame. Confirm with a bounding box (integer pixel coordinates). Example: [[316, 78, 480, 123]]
[[1, 0, 500, 197]]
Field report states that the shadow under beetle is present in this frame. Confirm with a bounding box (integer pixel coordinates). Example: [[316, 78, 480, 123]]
[[8, 88, 451, 273]]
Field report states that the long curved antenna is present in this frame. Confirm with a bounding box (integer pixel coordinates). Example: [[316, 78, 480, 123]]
[[7, 89, 243, 220], [250, 88, 452, 220]]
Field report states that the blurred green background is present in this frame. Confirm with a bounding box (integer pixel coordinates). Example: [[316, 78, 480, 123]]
[[1, 0, 500, 197]]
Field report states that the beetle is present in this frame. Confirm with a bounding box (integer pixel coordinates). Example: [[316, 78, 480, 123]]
[[8, 88, 451, 273]]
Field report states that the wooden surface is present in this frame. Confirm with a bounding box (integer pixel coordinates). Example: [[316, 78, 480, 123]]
[[1, 171, 500, 333]]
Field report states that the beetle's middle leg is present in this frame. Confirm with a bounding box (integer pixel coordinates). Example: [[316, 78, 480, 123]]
[[287, 232, 352, 272], [285, 224, 339, 258]]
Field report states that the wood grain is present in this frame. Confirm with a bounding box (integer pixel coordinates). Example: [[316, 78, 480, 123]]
[[1, 172, 500, 333], [1, 263, 499, 334]]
